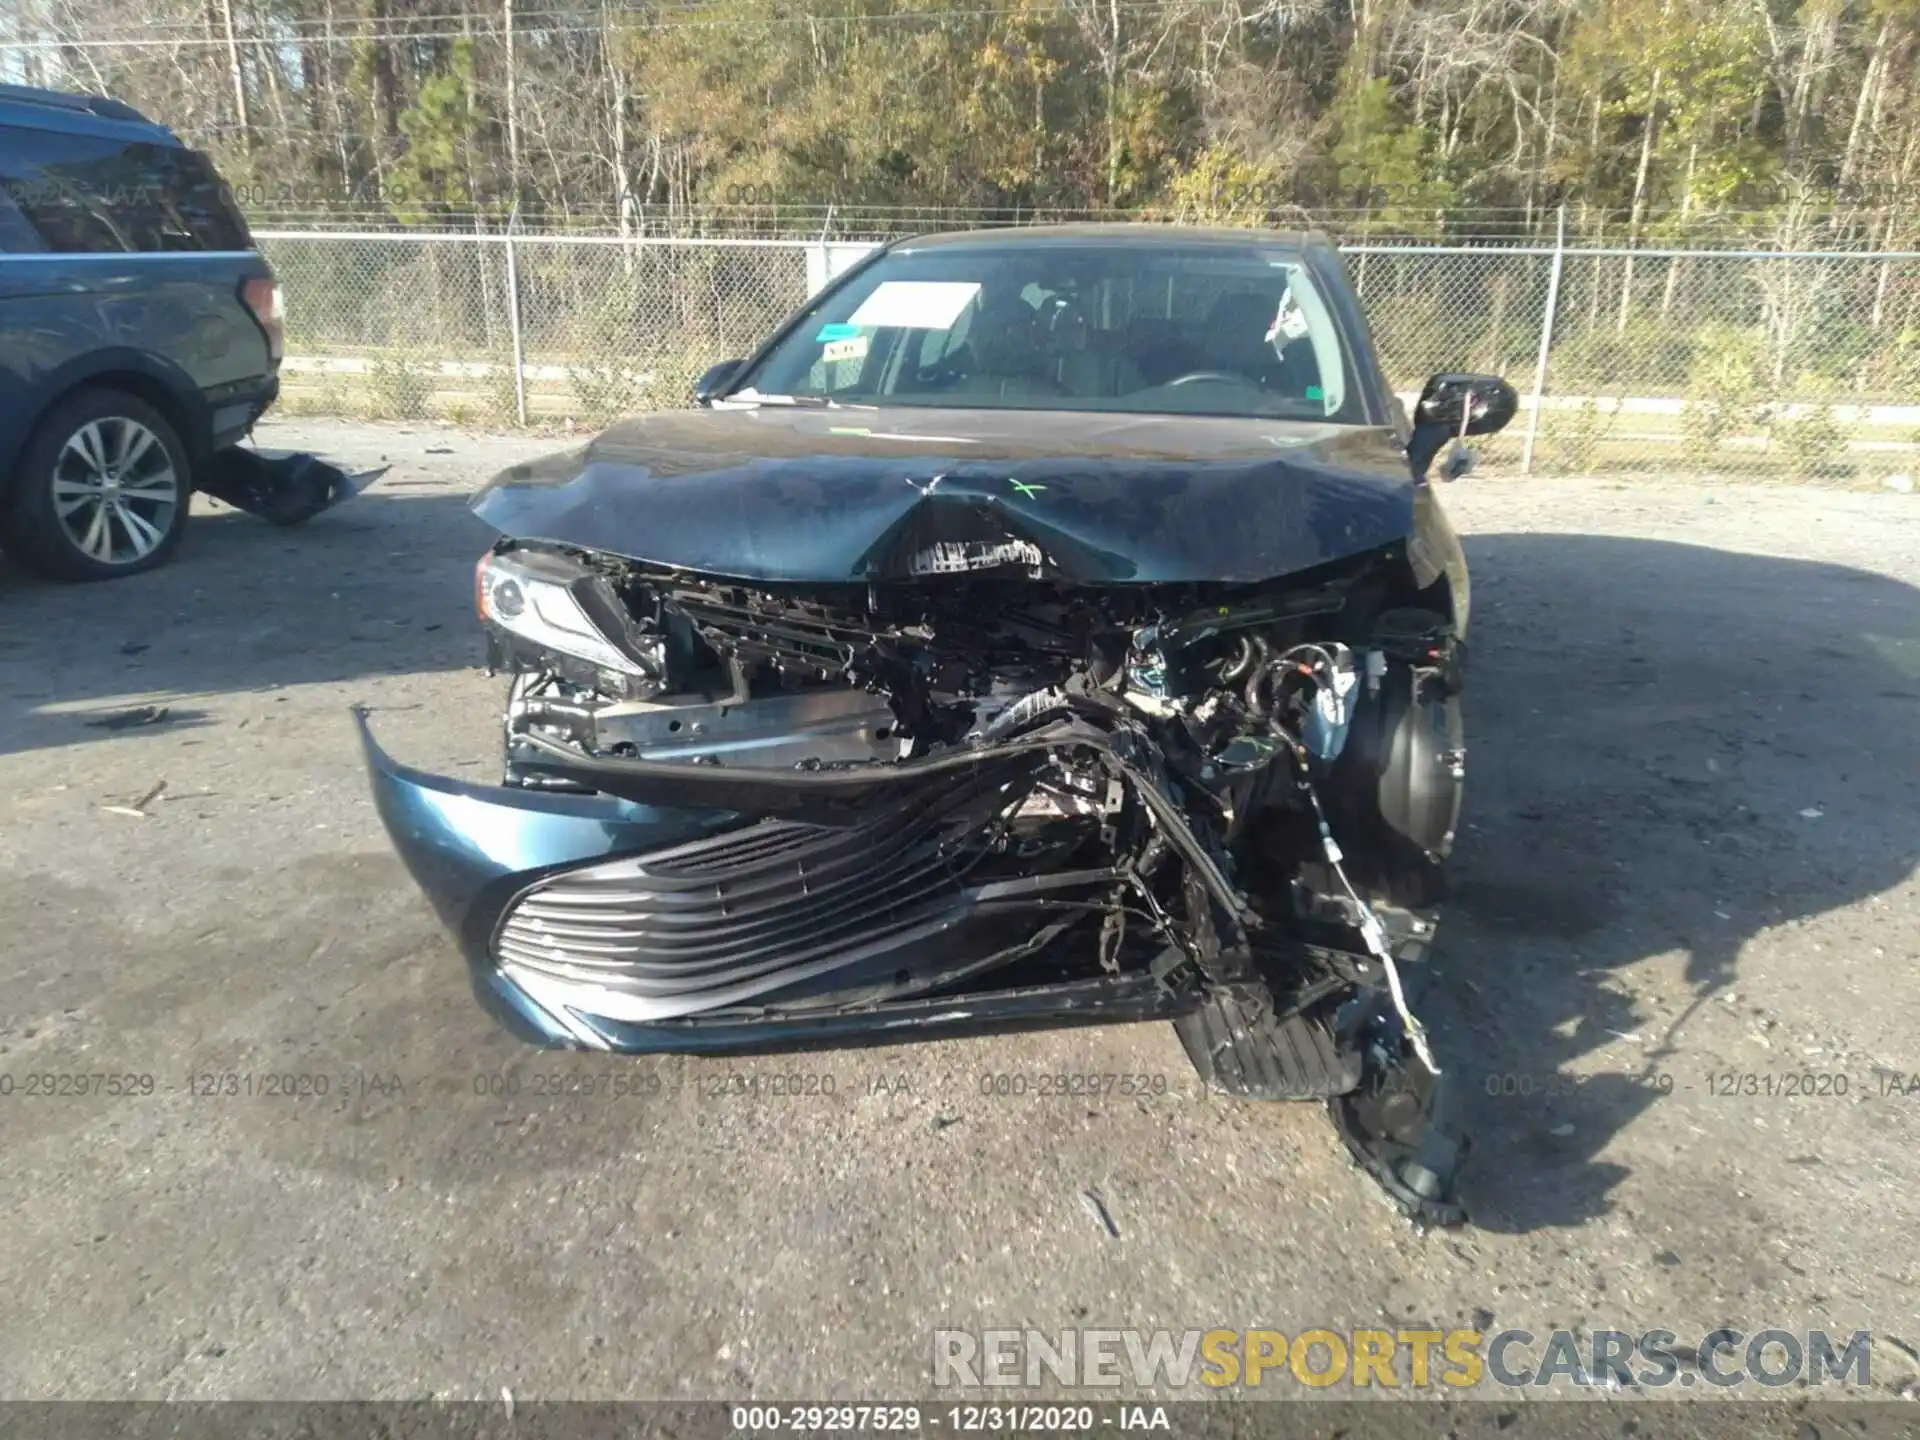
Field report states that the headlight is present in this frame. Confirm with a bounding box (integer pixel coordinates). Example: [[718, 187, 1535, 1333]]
[[475, 547, 662, 681]]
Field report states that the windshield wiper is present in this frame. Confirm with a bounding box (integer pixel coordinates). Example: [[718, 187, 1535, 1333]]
[[728, 389, 836, 408]]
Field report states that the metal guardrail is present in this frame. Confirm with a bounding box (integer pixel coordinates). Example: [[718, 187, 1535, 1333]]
[[251, 227, 1920, 482]]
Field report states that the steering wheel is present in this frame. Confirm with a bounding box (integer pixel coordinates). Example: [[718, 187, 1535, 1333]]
[[1165, 370, 1256, 388]]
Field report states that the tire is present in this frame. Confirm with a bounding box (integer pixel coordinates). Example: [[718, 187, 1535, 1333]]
[[1, 389, 192, 581], [1325, 663, 1460, 910]]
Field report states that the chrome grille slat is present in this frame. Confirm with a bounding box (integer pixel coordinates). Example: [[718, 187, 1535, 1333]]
[[529, 789, 968, 915], [499, 904, 945, 992], [500, 853, 964, 967], [492, 771, 1015, 1010], [506, 840, 960, 940]]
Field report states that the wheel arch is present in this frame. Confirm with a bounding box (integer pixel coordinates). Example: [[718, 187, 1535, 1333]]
[[0, 352, 210, 498]]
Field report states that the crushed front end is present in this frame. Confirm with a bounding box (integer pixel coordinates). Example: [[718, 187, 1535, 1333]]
[[362, 534, 1472, 1224]]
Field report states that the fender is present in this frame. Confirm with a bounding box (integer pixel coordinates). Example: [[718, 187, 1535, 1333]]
[[0, 345, 212, 486]]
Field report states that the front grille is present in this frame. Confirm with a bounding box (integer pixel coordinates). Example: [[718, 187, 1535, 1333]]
[[495, 775, 1003, 1015]]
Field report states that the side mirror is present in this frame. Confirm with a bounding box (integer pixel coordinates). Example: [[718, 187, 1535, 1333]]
[[693, 359, 744, 405], [1407, 372, 1518, 481]]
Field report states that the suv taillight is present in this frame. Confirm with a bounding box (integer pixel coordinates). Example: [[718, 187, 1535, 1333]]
[[242, 274, 284, 363]]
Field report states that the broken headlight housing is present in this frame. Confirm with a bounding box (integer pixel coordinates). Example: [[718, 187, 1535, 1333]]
[[475, 547, 664, 693]]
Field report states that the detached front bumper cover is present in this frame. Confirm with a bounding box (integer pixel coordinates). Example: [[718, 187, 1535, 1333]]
[[356, 711, 1218, 1047], [200, 448, 387, 525], [357, 707, 1469, 1223]]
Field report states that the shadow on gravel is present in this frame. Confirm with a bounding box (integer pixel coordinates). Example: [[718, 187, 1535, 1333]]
[[0, 492, 493, 757], [1437, 533, 1920, 1233]]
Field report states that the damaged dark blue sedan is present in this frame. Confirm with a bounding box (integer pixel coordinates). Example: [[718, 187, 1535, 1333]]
[[359, 225, 1518, 1224]]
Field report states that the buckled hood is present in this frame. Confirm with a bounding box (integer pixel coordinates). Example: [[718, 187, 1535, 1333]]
[[470, 405, 1416, 584]]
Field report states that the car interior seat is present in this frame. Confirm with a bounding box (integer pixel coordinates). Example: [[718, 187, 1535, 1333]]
[[952, 294, 1066, 400]]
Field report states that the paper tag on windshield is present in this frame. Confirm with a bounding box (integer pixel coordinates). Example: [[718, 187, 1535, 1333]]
[[1265, 288, 1310, 343], [822, 336, 868, 364], [848, 281, 981, 330]]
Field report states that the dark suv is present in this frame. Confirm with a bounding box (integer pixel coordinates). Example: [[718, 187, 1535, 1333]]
[[0, 83, 282, 580]]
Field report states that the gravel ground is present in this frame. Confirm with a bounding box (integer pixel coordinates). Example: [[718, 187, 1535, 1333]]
[[1, 417, 1917, 1402]]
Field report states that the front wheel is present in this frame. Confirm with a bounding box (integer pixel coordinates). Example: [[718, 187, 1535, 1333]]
[[1325, 662, 1463, 911], [2, 389, 191, 581]]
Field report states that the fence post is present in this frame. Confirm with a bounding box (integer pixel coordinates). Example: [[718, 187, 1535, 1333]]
[[504, 208, 529, 428], [1520, 205, 1566, 475]]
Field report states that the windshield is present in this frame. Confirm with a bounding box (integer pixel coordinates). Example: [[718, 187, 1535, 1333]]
[[731, 240, 1362, 421]]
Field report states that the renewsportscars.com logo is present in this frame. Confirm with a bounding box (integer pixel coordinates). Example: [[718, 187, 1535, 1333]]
[[933, 1327, 1875, 1391]]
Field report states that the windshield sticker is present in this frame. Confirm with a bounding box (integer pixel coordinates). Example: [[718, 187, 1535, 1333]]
[[848, 280, 981, 331], [1306, 385, 1325, 402], [1006, 478, 1048, 499], [815, 322, 862, 342], [822, 335, 869, 364], [909, 538, 1045, 575], [1266, 287, 1311, 344]]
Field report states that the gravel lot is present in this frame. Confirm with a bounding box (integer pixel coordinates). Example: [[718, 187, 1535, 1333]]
[[1, 417, 1917, 1402]]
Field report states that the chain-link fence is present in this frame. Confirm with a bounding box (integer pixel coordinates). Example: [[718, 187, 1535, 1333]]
[[256, 231, 817, 426], [1348, 244, 1920, 479], [255, 228, 1920, 482]]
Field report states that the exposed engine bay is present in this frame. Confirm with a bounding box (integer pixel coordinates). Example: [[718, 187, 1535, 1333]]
[[468, 538, 1471, 1223]]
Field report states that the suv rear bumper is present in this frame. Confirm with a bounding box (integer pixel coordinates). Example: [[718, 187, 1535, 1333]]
[[207, 374, 279, 451]]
